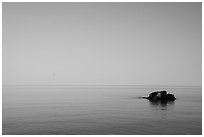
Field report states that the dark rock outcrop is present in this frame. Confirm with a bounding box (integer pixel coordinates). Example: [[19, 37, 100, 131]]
[[146, 90, 176, 101], [166, 93, 176, 101]]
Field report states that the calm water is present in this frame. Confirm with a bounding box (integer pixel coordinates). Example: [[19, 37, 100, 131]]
[[2, 85, 202, 135]]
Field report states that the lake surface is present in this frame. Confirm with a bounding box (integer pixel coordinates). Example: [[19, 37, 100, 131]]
[[2, 85, 202, 135]]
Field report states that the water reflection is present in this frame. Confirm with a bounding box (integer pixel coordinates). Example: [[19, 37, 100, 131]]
[[149, 100, 175, 111]]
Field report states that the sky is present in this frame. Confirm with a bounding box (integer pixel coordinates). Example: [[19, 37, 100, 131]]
[[3, 2, 202, 86]]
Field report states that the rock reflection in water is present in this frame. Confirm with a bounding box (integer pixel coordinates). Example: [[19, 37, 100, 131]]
[[149, 100, 175, 111]]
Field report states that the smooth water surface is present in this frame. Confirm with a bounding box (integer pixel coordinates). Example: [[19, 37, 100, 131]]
[[2, 85, 202, 135]]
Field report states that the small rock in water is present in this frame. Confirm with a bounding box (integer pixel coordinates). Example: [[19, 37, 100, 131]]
[[147, 90, 176, 101]]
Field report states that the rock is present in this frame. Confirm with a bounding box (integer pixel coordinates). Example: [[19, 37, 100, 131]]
[[160, 90, 167, 97], [147, 90, 176, 101], [148, 91, 159, 101], [166, 93, 176, 100]]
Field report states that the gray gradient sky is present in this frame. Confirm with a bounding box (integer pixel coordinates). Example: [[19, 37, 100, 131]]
[[3, 2, 202, 86]]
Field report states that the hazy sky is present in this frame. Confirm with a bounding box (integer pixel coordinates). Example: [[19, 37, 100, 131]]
[[3, 2, 201, 86]]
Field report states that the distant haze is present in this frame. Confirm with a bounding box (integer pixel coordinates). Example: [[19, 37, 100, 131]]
[[3, 2, 201, 86]]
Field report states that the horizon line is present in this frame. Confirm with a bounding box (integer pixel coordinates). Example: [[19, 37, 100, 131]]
[[2, 84, 202, 87]]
